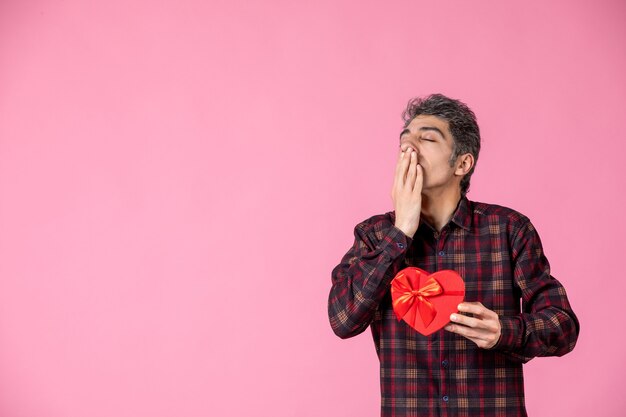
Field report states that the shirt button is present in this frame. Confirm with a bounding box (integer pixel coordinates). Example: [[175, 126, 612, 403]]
[[438, 251, 445, 256], [441, 360, 449, 368], [442, 395, 449, 402], [396, 242, 405, 249]]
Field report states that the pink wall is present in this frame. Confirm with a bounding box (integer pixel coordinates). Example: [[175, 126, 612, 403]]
[[1, 1, 624, 416]]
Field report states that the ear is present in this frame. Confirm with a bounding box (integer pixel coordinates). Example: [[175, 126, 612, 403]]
[[454, 153, 474, 177]]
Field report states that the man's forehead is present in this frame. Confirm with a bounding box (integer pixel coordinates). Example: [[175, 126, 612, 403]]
[[406, 114, 450, 132], [401, 115, 452, 141]]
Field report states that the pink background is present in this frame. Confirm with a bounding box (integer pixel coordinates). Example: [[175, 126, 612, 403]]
[[1, 1, 624, 416]]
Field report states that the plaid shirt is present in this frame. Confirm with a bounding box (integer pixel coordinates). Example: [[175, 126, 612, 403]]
[[328, 197, 579, 417]]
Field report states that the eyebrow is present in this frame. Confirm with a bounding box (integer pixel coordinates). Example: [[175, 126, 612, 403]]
[[399, 126, 446, 139]]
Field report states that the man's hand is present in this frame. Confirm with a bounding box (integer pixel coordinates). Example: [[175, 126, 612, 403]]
[[444, 302, 502, 349], [391, 148, 422, 238]]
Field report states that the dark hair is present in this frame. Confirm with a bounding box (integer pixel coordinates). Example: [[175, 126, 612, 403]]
[[402, 93, 481, 197]]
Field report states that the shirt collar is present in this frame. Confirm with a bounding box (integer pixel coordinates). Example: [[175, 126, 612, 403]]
[[416, 196, 472, 234], [449, 196, 472, 231]]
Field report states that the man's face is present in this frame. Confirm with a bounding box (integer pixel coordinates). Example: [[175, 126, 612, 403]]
[[399, 115, 460, 194]]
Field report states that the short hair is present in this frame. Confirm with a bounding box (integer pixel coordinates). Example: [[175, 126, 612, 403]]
[[402, 94, 481, 197]]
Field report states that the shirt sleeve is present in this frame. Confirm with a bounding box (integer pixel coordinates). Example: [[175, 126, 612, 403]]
[[491, 217, 580, 363], [328, 216, 411, 339]]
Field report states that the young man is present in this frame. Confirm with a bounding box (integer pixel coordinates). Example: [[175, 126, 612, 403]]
[[327, 94, 579, 417]]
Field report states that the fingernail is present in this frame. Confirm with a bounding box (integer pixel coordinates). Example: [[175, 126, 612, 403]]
[[450, 314, 457, 321]]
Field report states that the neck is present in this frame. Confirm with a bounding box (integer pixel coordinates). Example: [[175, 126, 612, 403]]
[[420, 188, 462, 232]]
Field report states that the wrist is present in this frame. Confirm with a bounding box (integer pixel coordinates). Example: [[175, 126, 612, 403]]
[[394, 221, 418, 238]]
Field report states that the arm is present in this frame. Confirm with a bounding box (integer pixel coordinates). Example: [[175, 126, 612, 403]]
[[328, 220, 411, 339], [491, 218, 580, 363], [445, 217, 580, 363], [328, 147, 422, 339]]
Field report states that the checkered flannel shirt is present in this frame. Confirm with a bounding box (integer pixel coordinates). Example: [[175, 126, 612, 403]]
[[328, 197, 579, 417]]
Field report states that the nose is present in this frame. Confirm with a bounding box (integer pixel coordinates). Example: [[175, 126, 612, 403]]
[[400, 139, 419, 154]]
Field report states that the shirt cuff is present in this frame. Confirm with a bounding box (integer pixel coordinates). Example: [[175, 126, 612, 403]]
[[381, 225, 413, 259], [492, 315, 524, 352]]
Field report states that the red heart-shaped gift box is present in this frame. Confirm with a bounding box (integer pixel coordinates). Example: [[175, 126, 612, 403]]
[[391, 267, 465, 336]]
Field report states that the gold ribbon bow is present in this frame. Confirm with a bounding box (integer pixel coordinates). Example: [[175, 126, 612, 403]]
[[391, 274, 444, 327]]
